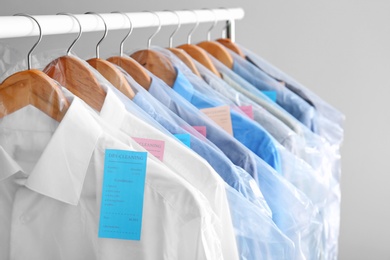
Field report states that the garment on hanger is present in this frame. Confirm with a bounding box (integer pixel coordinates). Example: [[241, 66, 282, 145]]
[[194, 56, 329, 205], [203, 54, 333, 180], [0, 90, 224, 260], [44, 55, 242, 260], [130, 47, 324, 260], [207, 44, 342, 260], [236, 44, 345, 260], [151, 47, 282, 173], [196, 55, 346, 258], [116, 66, 272, 214], [164, 49, 331, 258]]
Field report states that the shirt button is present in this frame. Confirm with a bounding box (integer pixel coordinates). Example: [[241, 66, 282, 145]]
[[19, 215, 30, 224]]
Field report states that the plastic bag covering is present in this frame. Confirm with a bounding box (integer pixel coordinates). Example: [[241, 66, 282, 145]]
[[116, 64, 272, 214], [100, 62, 296, 259], [196, 57, 329, 203], [240, 46, 344, 260], [132, 46, 322, 260], [227, 48, 318, 133], [0, 43, 22, 81], [238, 43, 345, 145], [215, 45, 343, 260], [172, 51, 327, 208], [141, 49, 284, 174], [164, 49, 327, 257], [196, 57, 347, 258], [126, 51, 283, 173], [3, 51, 228, 260], [210, 54, 334, 183]]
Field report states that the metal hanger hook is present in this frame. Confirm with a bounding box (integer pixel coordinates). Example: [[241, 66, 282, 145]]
[[145, 11, 162, 49], [166, 10, 181, 48], [57, 13, 82, 56], [14, 13, 42, 70], [85, 12, 108, 59], [186, 10, 199, 44], [203, 8, 217, 41], [112, 11, 133, 56]]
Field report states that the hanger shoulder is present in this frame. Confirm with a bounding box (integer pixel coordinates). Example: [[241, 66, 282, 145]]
[[197, 41, 234, 69], [0, 69, 69, 121], [107, 56, 152, 91], [168, 48, 202, 77], [216, 38, 245, 58], [87, 58, 135, 100], [131, 49, 177, 87], [177, 44, 221, 77], [44, 55, 106, 111]]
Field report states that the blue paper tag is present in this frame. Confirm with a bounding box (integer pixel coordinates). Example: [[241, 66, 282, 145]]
[[262, 91, 277, 102], [99, 149, 148, 241], [174, 133, 191, 148]]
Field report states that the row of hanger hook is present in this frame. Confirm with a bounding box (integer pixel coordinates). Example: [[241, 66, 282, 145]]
[[14, 9, 233, 70]]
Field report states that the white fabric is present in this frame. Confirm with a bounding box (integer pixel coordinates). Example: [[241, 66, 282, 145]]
[[0, 97, 223, 260], [99, 89, 239, 260]]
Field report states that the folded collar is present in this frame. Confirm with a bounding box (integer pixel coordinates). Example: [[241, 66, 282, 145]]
[[0, 145, 24, 181], [99, 88, 127, 129], [0, 97, 102, 206]]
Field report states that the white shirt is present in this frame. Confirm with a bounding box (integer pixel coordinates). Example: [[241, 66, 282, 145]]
[[99, 89, 239, 260], [0, 97, 223, 260]]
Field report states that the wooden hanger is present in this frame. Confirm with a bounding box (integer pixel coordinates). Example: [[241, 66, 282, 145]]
[[131, 49, 177, 87], [176, 43, 221, 78], [195, 10, 233, 69], [177, 44, 221, 77], [0, 14, 69, 122], [177, 10, 221, 77], [107, 12, 151, 90], [44, 13, 106, 112], [168, 48, 201, 77], [165, 10, 201, 78], [87, 58, 135, 100], [130, 12, 177, 87], [216, 38, 245, 58], [84, 12, 135, 100], [197, 41, 233, 69], [45, 56, 106, 112], [107, 56, 151, 91], [0, 70, 69, 122]]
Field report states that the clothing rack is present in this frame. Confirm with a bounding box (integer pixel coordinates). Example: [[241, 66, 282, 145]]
[[0, 8, 244, 41]]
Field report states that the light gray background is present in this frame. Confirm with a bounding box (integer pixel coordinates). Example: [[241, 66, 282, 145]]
[[1, 1, 389, 259]]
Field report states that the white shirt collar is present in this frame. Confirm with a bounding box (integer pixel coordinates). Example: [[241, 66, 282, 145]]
[[0, 97, 102, 205], [99, 88, 127, 129]]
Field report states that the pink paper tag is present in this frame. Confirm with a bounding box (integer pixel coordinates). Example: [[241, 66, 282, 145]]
[[132, 137, 165, 162], [239, 105, 254, 120], [192, 126, 207, 137]]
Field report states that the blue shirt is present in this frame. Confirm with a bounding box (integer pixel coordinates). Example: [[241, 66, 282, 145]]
[[145, 58, 321, 259], [230, 50, 317, 133], [172, 68, 282, 173]]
